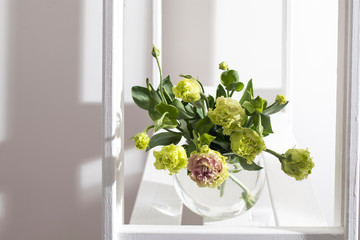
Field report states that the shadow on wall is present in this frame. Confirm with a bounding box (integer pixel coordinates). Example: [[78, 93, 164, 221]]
[[0, 0, 102, 239]]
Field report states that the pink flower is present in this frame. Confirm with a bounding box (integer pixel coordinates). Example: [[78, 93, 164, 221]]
[[187, 146, 229, 188]]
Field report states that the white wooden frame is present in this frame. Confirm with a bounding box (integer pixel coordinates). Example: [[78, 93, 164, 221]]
[[102, 0, 359, 239]]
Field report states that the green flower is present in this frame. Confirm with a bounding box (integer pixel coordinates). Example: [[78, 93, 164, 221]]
[[188, 145, 229, 188], [207, 96, 246, 135], [133, 132, 150, 150], [172, 78, 201, 103], [275, 94, 286, 105], [219, 61, 228, 70], [230, 128, 266, 164], [281, 148, 314, 181], [153, 144, 188, 175]]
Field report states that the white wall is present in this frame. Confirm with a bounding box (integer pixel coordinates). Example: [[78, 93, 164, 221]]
[[290, 0, 338, 226], [0, 0, 103, 239]]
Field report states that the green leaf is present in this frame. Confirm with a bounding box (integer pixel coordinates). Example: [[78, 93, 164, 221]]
[[253, 114, 263, 136], [242, 101, 255, 114], [225, 82, 244, 92], [132, 86, 150, 110], [184, 141, 196, 157], [207, 95, 215, 108], [236, 155, 263, 171], [216, 84, 226, 99], [195, 116, 213, 134], [240, 79, 254, 105], [171, 99, 195, 119], [200, 133, 216, 146], [253, 96, 266, 113], [155, 102, 179, 119], [263, 101, 289, 115], [154, 112, 178, 132], [148, 90, 162, 121], [192, 99, 204, 109], [260, 113, 273, 134], [220, 70, 239, 87], [147, 132, 182, 150], [178, 119, 191, 140], [162, 75, 175, 100], [179, 74, 193, 79]]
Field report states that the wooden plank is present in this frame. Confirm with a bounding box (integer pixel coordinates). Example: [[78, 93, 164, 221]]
[[263, 113, 327, 226]]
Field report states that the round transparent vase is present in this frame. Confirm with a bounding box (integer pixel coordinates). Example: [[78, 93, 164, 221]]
[[173, 156, 265, 220]]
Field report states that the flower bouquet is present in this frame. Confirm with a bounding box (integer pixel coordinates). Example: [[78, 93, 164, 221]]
[[131, 46, 314, 218]]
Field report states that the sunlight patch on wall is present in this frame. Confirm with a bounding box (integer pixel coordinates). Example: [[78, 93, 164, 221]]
[[79, 0, 102, 103], [0, 0, 8, 142], [78, 158, 102, 205]]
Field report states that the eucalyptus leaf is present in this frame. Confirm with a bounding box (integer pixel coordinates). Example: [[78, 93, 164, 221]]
[[132, 86, 150, 110], [147, 132, 183, 150], [221, 70, 239, 87], [225, 82, 244, 92], [240, 79, 254, 105]]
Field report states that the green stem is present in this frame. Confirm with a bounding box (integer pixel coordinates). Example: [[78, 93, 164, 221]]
[[155, 56, 166, 103], [265, 102, 276, 110], [229, 90, 235, 97], [144, 125, 154, 133], [226, 89, 230, 97], [246, 115, 253, 128], [264, 148, 284, 160], [200, 92, 210, 110], [228, 174, 250, 194]]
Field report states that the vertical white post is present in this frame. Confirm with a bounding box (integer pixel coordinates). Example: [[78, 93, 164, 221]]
[[152, 0, 162, 85], [103, 0, 124, 239]]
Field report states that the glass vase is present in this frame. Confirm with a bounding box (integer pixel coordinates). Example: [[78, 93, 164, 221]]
[[173, 156, 265, 220]]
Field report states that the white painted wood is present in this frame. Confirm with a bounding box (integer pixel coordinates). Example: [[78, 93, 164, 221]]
[[117, 225, 343, 240], [103, 0, 360, 239], [103, 0, 124, 240], [129, 149, 183, 225], [263, 113, 327, 226], [342, 0, 360, 239]]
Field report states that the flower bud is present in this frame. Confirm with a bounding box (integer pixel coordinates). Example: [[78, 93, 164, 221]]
[[230, 128, 266, 164], [207, 96, 246, 135], [275, 94, 286, 105], [153, 144, 188, 175], [219, 61, 228, 70], [151, 45, 160, 58], [281, 148, 314, 181], [187, 145, 229, 188], [172, 78, 201, 103], [133, 132, 150, 150]]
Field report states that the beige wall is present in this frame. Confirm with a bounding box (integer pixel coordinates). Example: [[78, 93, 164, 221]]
[[0, 0, 102, 239]]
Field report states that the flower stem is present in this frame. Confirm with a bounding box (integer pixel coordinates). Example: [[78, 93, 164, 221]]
[[228, 174, 250, 194], [144, 125, 154, 133], [154, 55, 167, 103], [264, 148, 284, 160]]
